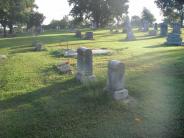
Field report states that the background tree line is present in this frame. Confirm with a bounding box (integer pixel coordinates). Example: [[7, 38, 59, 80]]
[[0, 0, 45, 37]]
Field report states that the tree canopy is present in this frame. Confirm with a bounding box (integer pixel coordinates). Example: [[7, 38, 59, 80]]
[[141, 7, 156, 24], [155, 0, 184, 26], [68, 0, 129, 27]]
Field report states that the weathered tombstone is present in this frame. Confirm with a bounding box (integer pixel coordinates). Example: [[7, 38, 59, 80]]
[[76, 47, 96, 84], [85, 32, 94, 40], [75, 30, 82, 38], [105, 60, 128, 100], [143, 20, 149, 32], [173, 23, 181, 34], [160, 23, 168, 36]]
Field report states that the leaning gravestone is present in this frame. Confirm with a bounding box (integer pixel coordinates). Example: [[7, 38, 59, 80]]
[[75, 30, 82, 38], [160, 23, 168, 36], [105, 60, 128, 100], [85, 32, 94, 40], [149, 23, 157, 36], [76, 47, 96, 84]]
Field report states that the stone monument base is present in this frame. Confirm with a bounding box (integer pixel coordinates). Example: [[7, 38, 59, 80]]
[[149, 30, 157, 36], [165, 33, 183, 46], [113, 89, 129, 100], [76, 73, 96, 84]]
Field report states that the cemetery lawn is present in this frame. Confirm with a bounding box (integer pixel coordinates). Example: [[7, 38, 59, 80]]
[[0, 29, 184, 138]]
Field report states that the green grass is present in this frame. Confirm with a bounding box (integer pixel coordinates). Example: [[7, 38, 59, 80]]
[[0, 29, 184, 138]]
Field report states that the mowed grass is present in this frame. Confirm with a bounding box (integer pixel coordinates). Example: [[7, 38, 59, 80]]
[[0, 29, 184, 138]]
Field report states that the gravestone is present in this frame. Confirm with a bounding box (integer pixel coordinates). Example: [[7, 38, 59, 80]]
[[125, 17, 136, 41], [166, 33, 182, 46], [166, 22, 182, 46], [76, 47, 96, 84], [85, 32, 94, 40], [32, 42, 44, 51], [160, 23, 168, 36], [173, 23, 181, 34], [154, 23, 158, 31], [143, 20, 149, 32], [75, 31, 82, 38], [105, 60, 128, 100]]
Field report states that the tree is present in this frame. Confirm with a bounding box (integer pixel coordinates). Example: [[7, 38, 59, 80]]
[[0, 0, 36, 37], [68, 0, 129, 28], [155, 0, 184, 27], [131, 15, 141, 27], [27, 11, 45, 30], [141, 7, 156, 24]]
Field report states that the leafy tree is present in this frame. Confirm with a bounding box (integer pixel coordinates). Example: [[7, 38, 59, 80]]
[[27, 11, 45, 30], [131, 15, 141, 27], [141, 7, 156, 24], [155, 0, 184, 26], [0, 0, 36, 37], [68, 0, 129, 28]]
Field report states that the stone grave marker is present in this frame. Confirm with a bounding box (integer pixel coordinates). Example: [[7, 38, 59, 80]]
[[76, 47, 96, 84], [173, 23, 181, 34], [75, 31, 82, 38], [85, 32, 94, 40], [160, 23, 168, 36], [105, 60, 128, 100]]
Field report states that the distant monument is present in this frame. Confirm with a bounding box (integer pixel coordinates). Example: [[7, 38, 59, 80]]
[[166, 22, 183, 46], [160, 22, 168, 36], [85, 32, 94, 40], [125, 17, 136, 41], [149, 23, 158, 36], [143, 20, 149, 32]]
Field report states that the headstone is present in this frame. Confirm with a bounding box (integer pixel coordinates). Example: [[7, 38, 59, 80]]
[[160, 23, 168, 36], [105, 60, 128, 100], [85, 32, 94, 40], [57, 62, 72, 74], [76, 47, 96, 84], [154, 23, 158, 31], [166, 33, 182, 46], [75, 31, 82, 38], [143, 20, 149, 32], [165, 22, 183, 46], [125, 17, 136, 41], [32, 42, 44, 51], [173, 23, 181, 34]]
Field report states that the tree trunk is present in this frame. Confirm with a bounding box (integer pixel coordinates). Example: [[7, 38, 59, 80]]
[[9, 24, 13, 34], [181, 13, 184, 28], [3, 26, 7, 37]]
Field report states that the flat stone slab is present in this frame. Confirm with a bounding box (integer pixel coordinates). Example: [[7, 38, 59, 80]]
[[64, 49, 111, 57], [0, 55, 7, 60]]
